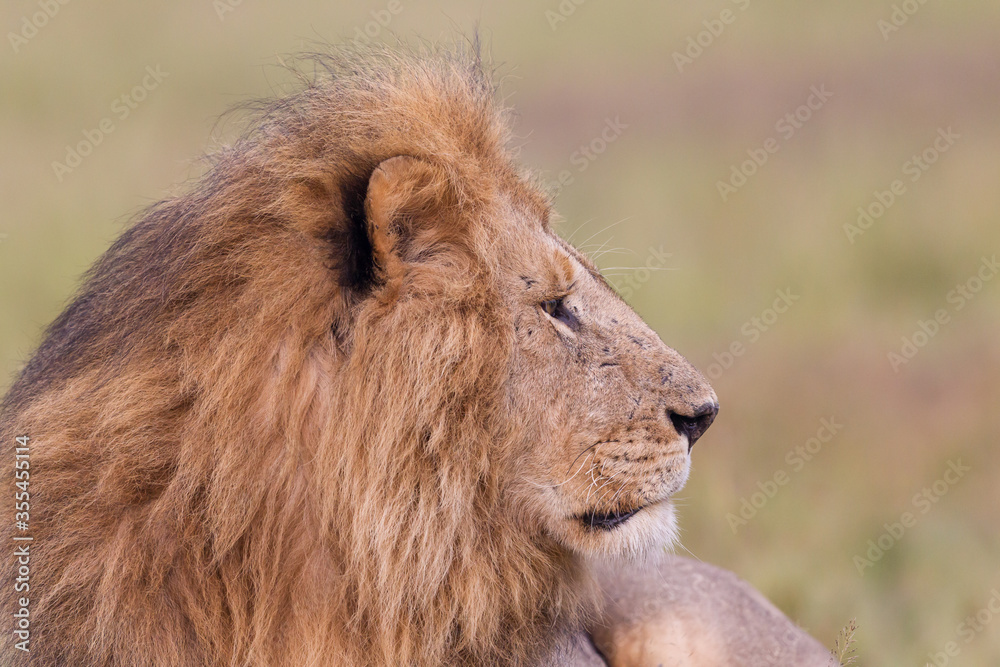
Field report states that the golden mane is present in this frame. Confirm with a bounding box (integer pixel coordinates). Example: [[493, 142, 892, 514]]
[[1, 44, 586, 666]]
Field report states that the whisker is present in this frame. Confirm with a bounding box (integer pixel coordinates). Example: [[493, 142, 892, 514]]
[[591, 471, 621, 506], [599, 266, 678, 272], [568, 439, 617, 475], [672, 540, 705, 564], [588, 245, 637, 264], [564, 217, 599, 244], [606, 479, 629, 508], [578, 239, 615, 259], [575, 217, 632, 249], [590, 250, 634, 264], [585, 464, 613, 506], [538, 449, 594, 489]]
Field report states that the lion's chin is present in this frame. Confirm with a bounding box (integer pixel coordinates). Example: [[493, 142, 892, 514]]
[[559, 501, 680, 561]]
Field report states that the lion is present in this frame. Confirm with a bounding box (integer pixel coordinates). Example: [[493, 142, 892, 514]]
[[0, 44, 831, 665]]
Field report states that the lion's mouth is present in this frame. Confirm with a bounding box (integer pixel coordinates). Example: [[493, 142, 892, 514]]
[[577, 506, 643, 531]]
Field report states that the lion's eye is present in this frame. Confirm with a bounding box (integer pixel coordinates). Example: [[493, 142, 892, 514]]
[[541, 298, 562, 317], [539, 296, 579, 330]]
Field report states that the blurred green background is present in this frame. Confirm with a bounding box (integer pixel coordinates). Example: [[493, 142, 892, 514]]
[[2, 1, 999, 663]]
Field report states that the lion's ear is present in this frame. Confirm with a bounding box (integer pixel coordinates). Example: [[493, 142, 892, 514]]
[[363, 155, 456, 290]]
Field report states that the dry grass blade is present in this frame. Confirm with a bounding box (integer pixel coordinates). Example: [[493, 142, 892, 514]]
[[830, 618, 858, 665]]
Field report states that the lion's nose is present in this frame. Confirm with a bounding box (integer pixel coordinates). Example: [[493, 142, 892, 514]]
[[668, 402, 719, 451]]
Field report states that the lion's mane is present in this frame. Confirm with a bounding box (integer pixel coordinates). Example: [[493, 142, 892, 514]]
[[1, 45, 587, 666]]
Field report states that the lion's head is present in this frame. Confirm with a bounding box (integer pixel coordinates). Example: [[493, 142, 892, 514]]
[[361, 146, 719, 561], [1, 45, 716, 666], [499, 217, 719, 558]]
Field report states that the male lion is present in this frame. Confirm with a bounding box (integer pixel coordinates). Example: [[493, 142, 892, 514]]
[[1, 45, 831, 665]]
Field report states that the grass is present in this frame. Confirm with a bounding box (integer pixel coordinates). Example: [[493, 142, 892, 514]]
[[832, 618, 859, 666]]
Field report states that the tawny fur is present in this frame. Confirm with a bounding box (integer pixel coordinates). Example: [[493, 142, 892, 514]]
[[1, 44, 721, 666], [0, 45, 585, 667]]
